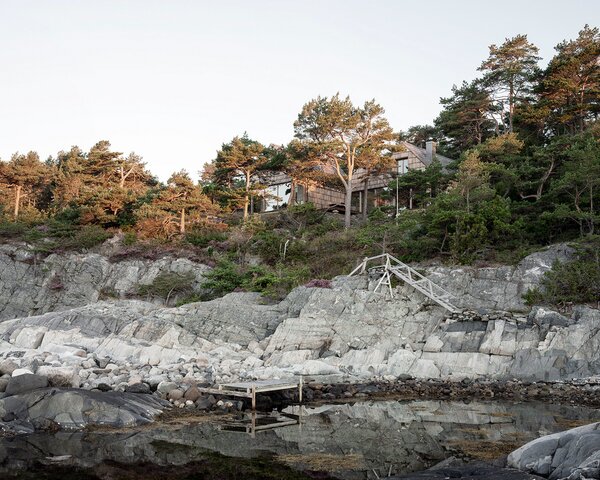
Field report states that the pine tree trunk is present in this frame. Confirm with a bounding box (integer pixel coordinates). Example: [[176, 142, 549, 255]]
[[13, 185, 22, 219], [243, 171, 251, 220], [288, 180, 296, 207], [362, 179, 369, 220], [508, 82, 514, 133], [180, 208, 185, 234], [344, 185, 352, 228]]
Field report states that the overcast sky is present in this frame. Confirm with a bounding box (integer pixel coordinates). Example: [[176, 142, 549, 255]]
[[1, 0, 598, 180]]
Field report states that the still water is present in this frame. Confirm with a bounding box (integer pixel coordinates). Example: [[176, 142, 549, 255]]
[[1, 399, 598, 479]]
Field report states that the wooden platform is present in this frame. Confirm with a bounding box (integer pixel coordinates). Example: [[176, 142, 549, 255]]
[[198, 378, 303, 410], [219, 412, 300, 437]]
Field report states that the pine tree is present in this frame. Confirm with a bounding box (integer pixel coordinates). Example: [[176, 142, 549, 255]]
[[294, 95, 394, 228], [479, 34, 541, 133]]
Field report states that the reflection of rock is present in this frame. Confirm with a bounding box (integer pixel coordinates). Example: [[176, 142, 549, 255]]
[[0, 387, 168, 433], [0, 400, 594, 479], [508, 422, 600, 479], [392, 464, 543, 479]]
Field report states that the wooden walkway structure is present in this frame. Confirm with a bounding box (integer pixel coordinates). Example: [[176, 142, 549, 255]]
[[219, 412, 300, 438], [349, 253, 458, 313], [198, 378, 303, 410]]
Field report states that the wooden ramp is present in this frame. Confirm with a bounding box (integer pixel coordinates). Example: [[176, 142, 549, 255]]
[[198, 378, 303, 410], [349, 253, 458, 313]]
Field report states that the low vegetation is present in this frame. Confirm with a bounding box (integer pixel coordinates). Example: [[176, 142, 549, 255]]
[[0, 26, 597, 305], [525, 236, 600, 308]]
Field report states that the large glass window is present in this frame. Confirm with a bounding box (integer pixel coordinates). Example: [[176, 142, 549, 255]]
[[264, 183, 292, 211]]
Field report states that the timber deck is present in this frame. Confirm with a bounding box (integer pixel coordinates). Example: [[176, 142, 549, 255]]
[[198, 378, 303, 410]]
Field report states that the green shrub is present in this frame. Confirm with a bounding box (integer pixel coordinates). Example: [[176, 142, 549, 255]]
[[123, 231, 138, 246], [64, 225, 111, 249], [524, 237, 600, 306], [185, 228, 227, 248], [138, 271, 196, 304], [0, 221, 28, 238]]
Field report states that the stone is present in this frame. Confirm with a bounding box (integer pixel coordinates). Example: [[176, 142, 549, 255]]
[[13, 327, 47, 349], [36, 366, 80, 388], [168, 389, 184, 401], [0, 360, 19, 376], [12, 368, 34, 377], [195, 395, 216, 410], [5, 374, 49, 396], [183, 386, 201, 402], [529, 307, 571, 328], [156, 381, 178, 395], [124, 383, 152, 394], [291, 360, 341, 376], [0, 244, 211, 322]]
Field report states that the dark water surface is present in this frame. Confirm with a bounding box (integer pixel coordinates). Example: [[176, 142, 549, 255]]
[[2, 399, 598, 480]]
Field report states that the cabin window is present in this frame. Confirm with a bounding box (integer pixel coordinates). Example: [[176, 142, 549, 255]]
[[397, 159, 409, 175], [295, 184, 306, 204]]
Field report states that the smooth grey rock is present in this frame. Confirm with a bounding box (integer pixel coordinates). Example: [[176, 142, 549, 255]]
[[508, 422, 600, 479], [5, 374, 49, 396], [0, 387, 168, 431], [124, 383, 152, 394]]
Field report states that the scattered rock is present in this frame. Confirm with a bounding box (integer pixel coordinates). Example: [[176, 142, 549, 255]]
[[124, 383, 151, 394], [5, 374, 49, 396]]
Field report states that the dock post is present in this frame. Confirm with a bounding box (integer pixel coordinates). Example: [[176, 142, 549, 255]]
[[251, 385, 256, 410], [298, 376, 303, 403]]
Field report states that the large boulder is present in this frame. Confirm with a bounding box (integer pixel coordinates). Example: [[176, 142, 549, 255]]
[[508, 422, 600, 479], [5, 374, 49, 396], [0, 387, 168, 432]]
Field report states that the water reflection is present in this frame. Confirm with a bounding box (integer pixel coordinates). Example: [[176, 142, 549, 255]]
[[1, 399, 598, 479]]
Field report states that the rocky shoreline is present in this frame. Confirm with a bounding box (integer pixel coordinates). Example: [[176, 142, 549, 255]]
[[1, 241, 599, 479], [3, 373, 600, 435]]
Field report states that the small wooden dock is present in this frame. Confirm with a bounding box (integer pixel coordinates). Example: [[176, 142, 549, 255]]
[[198, 378, 303, 410], [220, 412, 300, 437]]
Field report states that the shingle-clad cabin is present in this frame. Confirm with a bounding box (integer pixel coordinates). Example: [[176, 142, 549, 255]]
[[260, 141, 454, 214]]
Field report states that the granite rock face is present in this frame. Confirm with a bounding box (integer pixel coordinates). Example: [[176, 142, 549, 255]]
[[508, 422, 600, 479], [0, 242, 597, 386], [0, 243, 210, 321], [426, 243, 575, 312]]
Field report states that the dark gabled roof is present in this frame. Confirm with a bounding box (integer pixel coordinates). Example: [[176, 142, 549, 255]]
[[394, 141, 454, 168]]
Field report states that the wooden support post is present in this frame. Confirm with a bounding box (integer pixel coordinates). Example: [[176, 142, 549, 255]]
[[251, 385, 256, 410], [299, 377, 303, 403]]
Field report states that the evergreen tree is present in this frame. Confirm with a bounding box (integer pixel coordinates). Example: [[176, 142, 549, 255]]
[[435, 80, 498, 157], [479, 34, 541, 133], [136, 170, 219, 237], [0, 151, 50, 219], [294, 94, 394, 228], [211, 135, 268, 220], [538, 25, 600, 134]]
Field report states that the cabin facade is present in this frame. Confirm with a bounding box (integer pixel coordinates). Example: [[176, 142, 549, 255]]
[[260, 141, 453, 214]]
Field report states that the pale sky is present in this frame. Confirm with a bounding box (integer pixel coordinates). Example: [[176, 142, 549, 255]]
[[1, 0, 598, 180]]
